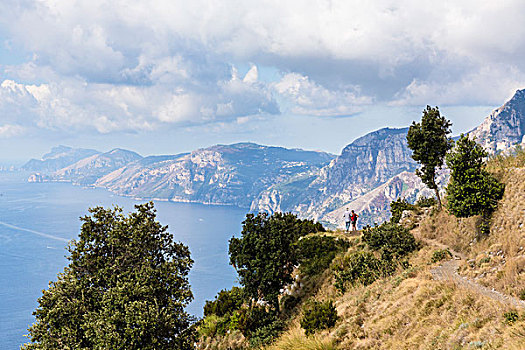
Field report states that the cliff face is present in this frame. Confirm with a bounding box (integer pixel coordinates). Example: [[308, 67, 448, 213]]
[[96, 143, 334, 207], [469, 89, 525, 153], [251, 128, 417, 222]]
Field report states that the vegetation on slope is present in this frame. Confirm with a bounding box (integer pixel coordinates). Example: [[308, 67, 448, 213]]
[[198, 147, 524, 350]]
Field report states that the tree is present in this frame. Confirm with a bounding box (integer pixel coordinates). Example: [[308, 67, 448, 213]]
[[23, 203, 195, 350], [407, 106, 453, 209], [445, 135, 505, 234], [228, 212, 323, 311]]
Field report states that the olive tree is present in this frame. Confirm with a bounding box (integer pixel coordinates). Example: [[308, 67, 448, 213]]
[[23, 203, 195, 350]]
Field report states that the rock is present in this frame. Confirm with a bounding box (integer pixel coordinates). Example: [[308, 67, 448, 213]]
[[469, 89, 525, 154]]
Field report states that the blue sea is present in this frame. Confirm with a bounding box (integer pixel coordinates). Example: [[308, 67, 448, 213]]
[[0, 172, 247, 349]]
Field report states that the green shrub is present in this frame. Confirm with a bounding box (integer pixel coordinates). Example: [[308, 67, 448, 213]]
[[361, 222, 419, 258], [503, 310, 519, 324], [296, 236, 349, 276], [236, 307, 278, 338], [519, 289, 525, 301], [431, 249, 452, 263], [333, 251, 384, 292], [198, 314, 231, 338], [280, 294, 300, 313], [204, 286, 244, 317], [300, 300, 338, 336], [479, 257, 491, 264], [248, 319, 285, 348], [390, 198, 416, 224], [416, 196, 438, 208]]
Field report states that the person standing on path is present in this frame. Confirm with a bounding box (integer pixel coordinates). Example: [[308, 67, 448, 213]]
[[351, 210, 359, 231], [343, 208, 351, 232]]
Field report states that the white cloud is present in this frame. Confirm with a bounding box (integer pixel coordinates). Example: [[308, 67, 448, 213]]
[[274, 73, 372, 116], [0, 124, 24, 138], [2, 0, 525, 136], [0, 64, 279, 133]]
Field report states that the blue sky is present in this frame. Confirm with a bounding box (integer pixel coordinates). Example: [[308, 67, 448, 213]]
[[0, 0, 523, 161]]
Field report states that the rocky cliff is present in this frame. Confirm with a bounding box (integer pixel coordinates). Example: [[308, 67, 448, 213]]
[[469, 89, 525, 153], [251, 128, 417, 222]]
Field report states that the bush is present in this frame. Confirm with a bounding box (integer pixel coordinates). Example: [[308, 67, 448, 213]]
[[235, 307, 278, 338], [362, 222, 419, 258], [248, 319, 285, 348], [300, 301, 338, 336], [416, 196, 437, 208], [333, 251, 384, 292], [390, 197, 416, 224], [280, 295, 300, 313], [296, 236, 349, 276], [503, 310, 519, 324], [431, 249, 452, 263], [198, 315, 230, 338], [519, 289, 525, 301], [204, 286, 244, 317]]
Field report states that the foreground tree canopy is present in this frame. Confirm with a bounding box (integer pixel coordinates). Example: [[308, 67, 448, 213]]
[[407, 105, 453, 208], [23, 202, 195, 350], [228, 212, 324, 311]]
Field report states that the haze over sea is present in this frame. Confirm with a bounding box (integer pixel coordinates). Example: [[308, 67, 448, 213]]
[[0, 171, 246, 349]]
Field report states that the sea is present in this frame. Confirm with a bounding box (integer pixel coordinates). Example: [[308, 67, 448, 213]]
[[0, 171, 247, 349]]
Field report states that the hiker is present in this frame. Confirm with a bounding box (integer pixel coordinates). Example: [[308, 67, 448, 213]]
[[343, 208, 351, 232], [350, 210, 359, 231]]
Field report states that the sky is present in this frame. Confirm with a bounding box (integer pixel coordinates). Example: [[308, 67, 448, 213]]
[[1, 0, 524, 161]]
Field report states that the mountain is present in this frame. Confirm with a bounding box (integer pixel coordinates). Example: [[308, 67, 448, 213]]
[[251, 127, 417, 222], [21, 145, 100, 172], [95, 143, 334, 207], [52, 148, 143, 185], [469, 88, 525, 153]]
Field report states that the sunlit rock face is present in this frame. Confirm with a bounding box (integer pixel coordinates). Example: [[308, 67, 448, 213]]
[[470, 89, 525, 154], [251, 127, 419, 225]]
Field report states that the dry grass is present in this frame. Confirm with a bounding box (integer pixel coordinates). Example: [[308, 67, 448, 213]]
[[266, 160, 525, 348], [198, 330, 247, 350], [460, 167, 525, 298], [266, 329, 336, 350], [247, 153, 525, 349], [324, 248, 525, 349]]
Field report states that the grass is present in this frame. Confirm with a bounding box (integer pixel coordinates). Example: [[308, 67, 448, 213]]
[[266, 329, 336, 350]]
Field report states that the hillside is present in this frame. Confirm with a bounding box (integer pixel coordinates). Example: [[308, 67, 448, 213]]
[[198, 149, 525, 350], [22, 145, 100, 172], [95, 143, 334, 207]]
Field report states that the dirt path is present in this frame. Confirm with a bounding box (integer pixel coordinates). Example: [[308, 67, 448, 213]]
[[421, 237, 525, 309]]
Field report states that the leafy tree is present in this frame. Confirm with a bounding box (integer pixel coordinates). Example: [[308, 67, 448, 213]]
[[446, 135, 505, 234], [23, 203, 195, 350], [407, 106, 453, 208], [228, 212, 323, 311], [203, 286, 244, 317]]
